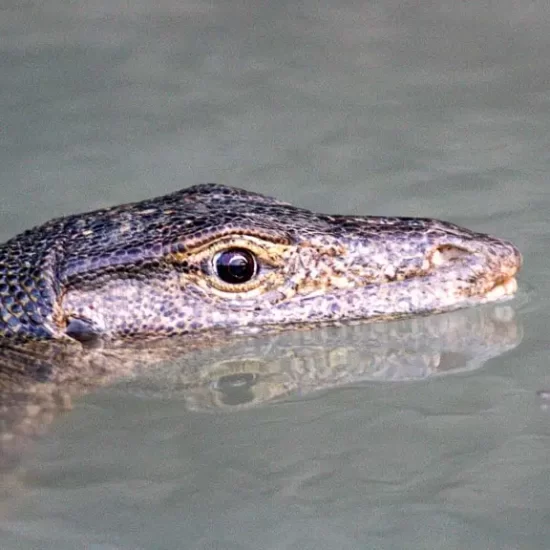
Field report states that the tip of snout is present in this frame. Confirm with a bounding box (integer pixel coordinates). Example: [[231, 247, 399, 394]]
[[484, 239, 522, 300], [426, 235, 522, 302], [496, 239, 522, 277]]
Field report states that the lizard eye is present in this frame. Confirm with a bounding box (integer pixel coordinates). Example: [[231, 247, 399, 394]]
[[214, 248, 257, 284]]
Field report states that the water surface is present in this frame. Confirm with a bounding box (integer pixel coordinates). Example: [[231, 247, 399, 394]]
[[1, 1, 549, 548]]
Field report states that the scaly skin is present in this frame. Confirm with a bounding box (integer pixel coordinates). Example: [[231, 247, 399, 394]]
[[0, 184, 521, 341]]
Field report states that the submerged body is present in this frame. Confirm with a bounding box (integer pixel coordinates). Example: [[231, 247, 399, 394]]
[[0, 184, 521, 342]]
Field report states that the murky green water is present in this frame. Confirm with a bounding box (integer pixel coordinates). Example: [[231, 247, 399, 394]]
[[1, 1, 549, 548]]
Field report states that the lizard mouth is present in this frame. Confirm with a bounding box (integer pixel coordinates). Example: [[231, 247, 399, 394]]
[[485, 277, 518, 301]]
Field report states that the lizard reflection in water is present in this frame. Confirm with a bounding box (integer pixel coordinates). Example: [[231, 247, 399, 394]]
[[0, 184, 522, 453], [0, 305, 521, 464]]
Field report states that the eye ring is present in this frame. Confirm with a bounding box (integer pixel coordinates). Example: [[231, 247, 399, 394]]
[[213, 248, 258, 284]]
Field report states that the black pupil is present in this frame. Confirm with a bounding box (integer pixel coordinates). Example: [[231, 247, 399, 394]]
[[215, 249, 256, 284]]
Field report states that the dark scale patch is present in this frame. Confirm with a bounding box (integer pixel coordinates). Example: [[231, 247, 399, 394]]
[[64, 258, 173, 292], [22, 278, 36, 291], [8, 303, 23, 315], [174, 241, 186, 254], [24, 301, 38, 314], [6, 316, 21, 330], [65, 317, 99, 343], [37, 279, 49, 290], [5, 273, 18, 285], [0, 219, 62, 339]]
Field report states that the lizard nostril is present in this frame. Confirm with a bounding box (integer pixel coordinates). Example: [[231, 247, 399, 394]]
[[430, 245, 471, 267]]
